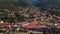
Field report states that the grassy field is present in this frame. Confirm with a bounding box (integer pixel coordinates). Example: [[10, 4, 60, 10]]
[[9, 31, 29, 34]]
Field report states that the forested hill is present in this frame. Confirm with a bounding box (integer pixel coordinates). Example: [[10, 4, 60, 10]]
[[0, 0, 60, 6]]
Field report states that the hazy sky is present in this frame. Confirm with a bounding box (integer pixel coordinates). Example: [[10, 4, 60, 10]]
[[26, 0, 60, 7]]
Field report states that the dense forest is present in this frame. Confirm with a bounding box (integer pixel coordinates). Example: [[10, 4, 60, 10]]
[[0, 0, 60, 23]]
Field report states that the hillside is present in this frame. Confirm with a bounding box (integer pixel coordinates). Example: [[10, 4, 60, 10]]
[[0, 0, 60, 22]]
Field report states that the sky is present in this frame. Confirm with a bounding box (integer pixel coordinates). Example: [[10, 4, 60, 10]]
[[27, 0, 60, 6]]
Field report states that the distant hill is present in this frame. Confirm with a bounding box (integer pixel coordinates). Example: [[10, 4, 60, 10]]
[[0, 0, 60, 7]]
